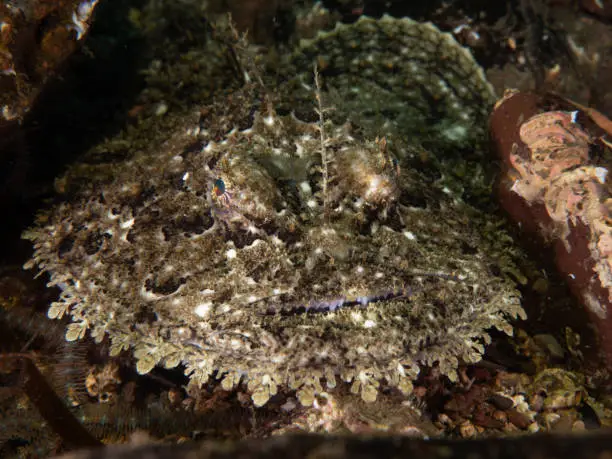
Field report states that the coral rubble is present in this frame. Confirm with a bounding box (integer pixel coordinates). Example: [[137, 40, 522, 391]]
[[23, 15, 524, 407]]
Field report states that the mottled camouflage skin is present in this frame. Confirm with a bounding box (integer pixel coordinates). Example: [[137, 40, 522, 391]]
[[24, 16, 524, 406]]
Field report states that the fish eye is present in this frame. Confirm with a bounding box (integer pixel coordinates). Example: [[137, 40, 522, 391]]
[[211, 178, 232, 207], [212, 178, 226, 196]]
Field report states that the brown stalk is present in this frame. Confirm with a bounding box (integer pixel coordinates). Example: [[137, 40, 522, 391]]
[[4, 353, 102, 450]]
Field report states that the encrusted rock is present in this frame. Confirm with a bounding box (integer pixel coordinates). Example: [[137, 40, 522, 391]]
[[24, 16, 523, 407], [490, 89, 612, 370]]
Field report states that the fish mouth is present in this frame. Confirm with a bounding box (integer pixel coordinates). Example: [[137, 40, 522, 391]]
[[259, 273, 460, 317], [261, 288, 418, 316]]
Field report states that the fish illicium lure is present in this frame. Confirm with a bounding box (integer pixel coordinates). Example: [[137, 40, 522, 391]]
[[23, 15, 524, 407]]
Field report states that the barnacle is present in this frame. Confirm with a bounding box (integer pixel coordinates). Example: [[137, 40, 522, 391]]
[[23, 16, 524, 407]]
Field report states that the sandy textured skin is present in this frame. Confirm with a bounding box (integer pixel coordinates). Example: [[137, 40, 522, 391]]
[[23, 16, 524, 407]]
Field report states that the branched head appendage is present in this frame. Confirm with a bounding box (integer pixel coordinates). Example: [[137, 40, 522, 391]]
[[313, 62, 330, 221]]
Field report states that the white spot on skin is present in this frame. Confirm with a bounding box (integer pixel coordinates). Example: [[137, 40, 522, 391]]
[[140, 286, 162, 301], [299, 181, 312, 194], [120, 218, 135, 229], [403, 231, 416, 240], [154, 102, 168, 117], [442, 124, 468, 142], [189, 126, 200, 137], [270, 235, 284, 246], [365, 175, 381, 199], [194, 302, 212, 318], [226, 248, 237, 259]]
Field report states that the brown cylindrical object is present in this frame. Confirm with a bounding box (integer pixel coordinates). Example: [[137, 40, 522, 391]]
[[490, 90, 612, 369]]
